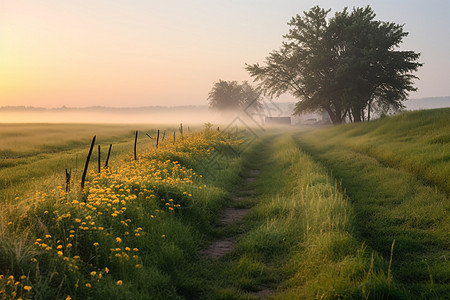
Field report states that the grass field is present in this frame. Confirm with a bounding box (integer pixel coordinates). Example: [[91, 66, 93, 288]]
[[0, 109, 449, 299], [1, 124, 243, 299], [0, 124, 188, 202]]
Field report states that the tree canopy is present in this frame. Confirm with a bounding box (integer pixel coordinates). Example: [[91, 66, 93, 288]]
[[207, 80, 262, 113], [246, 6, 422, 124]]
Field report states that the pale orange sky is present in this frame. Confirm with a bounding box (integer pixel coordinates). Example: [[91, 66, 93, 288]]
[[1, 0, 449, 108]]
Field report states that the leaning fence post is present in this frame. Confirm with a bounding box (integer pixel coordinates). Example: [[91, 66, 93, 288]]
[[81, 136, 96, 189], [134, 131, 138, 160], [105, 144, 112, 168]]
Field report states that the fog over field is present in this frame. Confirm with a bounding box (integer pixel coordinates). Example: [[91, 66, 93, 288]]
[[0, 96, 448, 124], [0, 105, 214, 124]]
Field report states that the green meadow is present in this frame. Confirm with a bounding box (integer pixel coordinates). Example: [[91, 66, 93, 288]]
[[0, 109, 448, 299]]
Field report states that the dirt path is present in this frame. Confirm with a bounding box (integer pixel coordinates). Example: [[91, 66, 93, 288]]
[[200, 169, 260, 259]]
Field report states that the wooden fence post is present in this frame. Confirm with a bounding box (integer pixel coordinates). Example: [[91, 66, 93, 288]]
[[65, 169, 71, 193], [81, 136, 96, 189], [105, 144, 112, 168], [134, 131, 138, 160], [98, 145, 101, 173], [156, 129, 160, 148]]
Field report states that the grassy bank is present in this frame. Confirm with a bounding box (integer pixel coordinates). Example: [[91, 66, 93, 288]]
[[294, 109, 449, 298], [298, 108, 449, 193]]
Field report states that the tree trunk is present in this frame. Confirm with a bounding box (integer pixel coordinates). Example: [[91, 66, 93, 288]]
[[352, 107, 362, 123], [325, 107, 339, 124]]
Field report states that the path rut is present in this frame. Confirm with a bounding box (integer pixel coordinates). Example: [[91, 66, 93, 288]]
[[200, 170, 260, 259]]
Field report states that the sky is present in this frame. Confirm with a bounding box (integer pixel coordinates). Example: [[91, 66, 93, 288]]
[[1, 0, 449, 108]]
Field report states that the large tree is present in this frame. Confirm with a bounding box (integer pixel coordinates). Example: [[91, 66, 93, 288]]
[[207, 80, 262, 112], [246, 6, 422, 124]]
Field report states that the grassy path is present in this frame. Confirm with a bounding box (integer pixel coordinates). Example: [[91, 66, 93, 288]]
[[188, 133, 403, 299]]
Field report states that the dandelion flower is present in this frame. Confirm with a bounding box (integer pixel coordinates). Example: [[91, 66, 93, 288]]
[[116, 280, 123, 286], [115, 237, 122, 243], [23, 286, 32, 292]]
